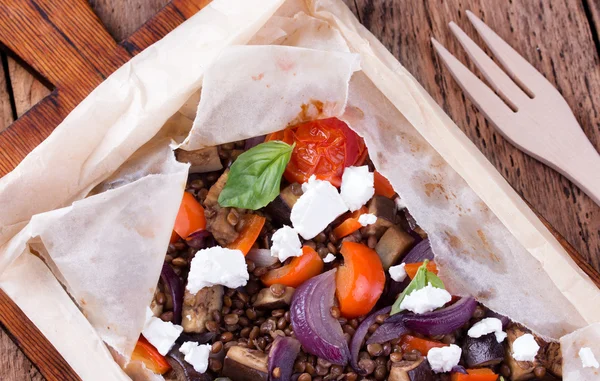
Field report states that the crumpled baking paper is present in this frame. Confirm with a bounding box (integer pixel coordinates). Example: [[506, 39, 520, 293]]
[[0, 0, 598, 380]]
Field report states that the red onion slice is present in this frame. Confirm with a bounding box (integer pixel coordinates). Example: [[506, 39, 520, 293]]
[[161, 262, 184, 325], [350, 306, 391, 374], [402, 238, 434, 263], [366, 314, 408, 345], [247, 248, 278, 268], [402, 297, 477, 336], [268, 336, 301, 381], [290, 269, 350, 365], [245, 135, 266, 150]]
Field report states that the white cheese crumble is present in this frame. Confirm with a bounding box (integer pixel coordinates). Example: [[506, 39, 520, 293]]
[[142, 307, 183, 356], [180, 341, 212, 373], [400, 282, 452, 314], [292, 175, 348, 239], [358, 213, 377, 226], [187, 246, 249, 294], [323, 253, 336, 263], [271, 225, 302, 262], [511, 333, 540, 362], [467, 317, 507, 343], [427, 344, 462, 373], [388, 263, 407, 282], [340, 166, 375, 211], [579, 347, 599, 369], [394, 197, 406, 210]]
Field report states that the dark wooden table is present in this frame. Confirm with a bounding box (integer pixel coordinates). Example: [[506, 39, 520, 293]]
[[0, 0, 598, 379]]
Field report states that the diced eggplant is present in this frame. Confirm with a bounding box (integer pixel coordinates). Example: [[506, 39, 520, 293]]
[[222, 346, 269, 381], [504, 325, 540, 381], [150, 288, 164, 317], [176, 147, 223, 174], [388, 357, 434, 381], [375, 225, 415, 270], [363, 196, 397, 238], [165, 343, 213, 381], [265, 183, 302, 226], [182, 285, 223, 333], [462, 333, 504, 368], [540, 342, 562, 378], [252, 287, 295, 309], [204, 171, 240, 245]]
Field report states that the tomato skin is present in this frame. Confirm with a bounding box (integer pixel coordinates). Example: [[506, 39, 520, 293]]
[[261, 246, 324, 287], [132, 336, 171, 374], [173, 192, 206, 240], [227, 214, 266, 256], [373, 171, 395, 198], [450, 368, 498, 381], [405, 261, 438, 279], [266, 118, 366, 186], [335, 242, 385, 318], [400, 335, 447, 355]]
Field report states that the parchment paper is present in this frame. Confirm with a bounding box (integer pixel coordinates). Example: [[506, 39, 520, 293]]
[[0, 0, 597, 380]]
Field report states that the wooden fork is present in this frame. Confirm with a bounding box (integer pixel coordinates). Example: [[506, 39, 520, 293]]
[[432, 10, 600, 205]]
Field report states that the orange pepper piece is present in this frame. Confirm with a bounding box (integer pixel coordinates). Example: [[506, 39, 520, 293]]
[[261, 246, 324, 287], [332, 206, 368, 240], [336, 242, 385, 318], [228, 214, 266, 256], [172, 192, 206, 240], [451, 368, 498, 381], [132, 336, 171, 375], [405, 261, 438, 279], [400, 335, 447, 355], [373, 171, 395, 198]]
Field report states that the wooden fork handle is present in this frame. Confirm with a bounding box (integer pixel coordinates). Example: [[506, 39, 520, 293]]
[[552, 135, 600, 206]]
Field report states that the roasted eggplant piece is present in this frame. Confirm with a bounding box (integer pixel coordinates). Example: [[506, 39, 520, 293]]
[[252, 287, 295, 309], [375, 225, 415, 270], [165, 343, 213, 381], [504, 325, 541, 380], [182, 285, 223, 333], [265, 183, 302, 226], [362, 196, 397, 238], [388, 357, 434, 381], [222, 346, 268, 381], [176, 147, 223, 174], [462, 333, 504, 368], [540, 342, 562, 378], [204, 171, 240, 245]]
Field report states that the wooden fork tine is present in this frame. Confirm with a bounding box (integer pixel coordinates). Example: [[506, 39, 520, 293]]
[[448, 21, 529, 111], [431, 38, 515, 129], [466, 10, 549, 97]]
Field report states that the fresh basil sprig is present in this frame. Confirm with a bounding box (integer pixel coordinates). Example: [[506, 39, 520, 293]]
[[390, 260, 445, 315], [218, 141, 294, 210]]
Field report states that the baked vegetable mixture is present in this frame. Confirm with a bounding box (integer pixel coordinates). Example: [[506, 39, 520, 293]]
[[135, 118, 565, 381]]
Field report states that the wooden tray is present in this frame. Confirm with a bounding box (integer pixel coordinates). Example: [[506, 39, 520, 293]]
[[0, 1, 597, 380]]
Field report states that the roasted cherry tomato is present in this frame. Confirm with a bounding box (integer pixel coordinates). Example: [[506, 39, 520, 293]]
[[266, 118, 367, 186], [261, 246, 324, 287], [336, 242, 385, 318], [173, 191, 206, 240], [373, 171, 396, 198], [132, 336, 171, 374], [228, 214, 266, 256], [404, 261, 438, 279], [450, 368, 498, 381], [400, 335, 447, 355]]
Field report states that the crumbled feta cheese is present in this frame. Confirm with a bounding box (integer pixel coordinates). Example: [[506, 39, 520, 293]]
[[427, 344, 461, 373], [271, 225, 302, 262], [358, 213, 377, 226], [340, 166, 375, 211], [179, 341, 212, 373], [187, 247, 249, 294], [400, 282, 452, 314], [389, 263, 407, 282], [579, 347, 599, 369], [323, 253, 336, 263], [292, 175, 348, 239], [142, 307, 183, 356], [394, 197, 406, 210], [467, 317, 507, 343], [511, 333, 540, 362]]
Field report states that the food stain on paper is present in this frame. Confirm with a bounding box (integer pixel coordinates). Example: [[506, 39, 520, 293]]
[[289, 99, 337, 126], [276, 56, 295, 72], [251, 73, 264, 81], [424, 183, 447, 199]]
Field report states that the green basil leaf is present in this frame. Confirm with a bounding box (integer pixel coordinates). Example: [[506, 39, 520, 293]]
[[218, 141, 294, 210], [390, 260, 446, 315]]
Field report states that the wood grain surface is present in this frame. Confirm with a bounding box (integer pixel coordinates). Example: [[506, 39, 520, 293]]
[[0, 0, 598, 380]]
